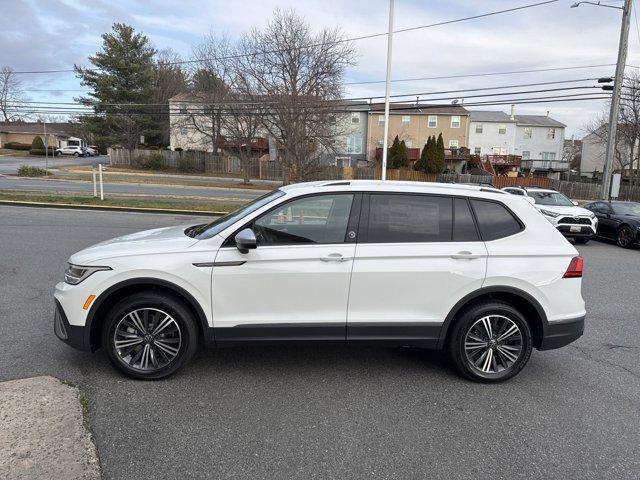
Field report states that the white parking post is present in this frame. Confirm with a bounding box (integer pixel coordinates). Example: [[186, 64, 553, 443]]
[[92, 167, 97, 197], [98, 164, 104, 201]]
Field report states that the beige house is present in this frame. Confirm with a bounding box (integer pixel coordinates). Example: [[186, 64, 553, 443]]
[[366, 103, 470, 161], [0, 122, 83, 148]]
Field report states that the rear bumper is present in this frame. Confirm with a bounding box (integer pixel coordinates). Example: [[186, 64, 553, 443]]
[[54, 300, 90, 351], [538, 315, 585, 350]]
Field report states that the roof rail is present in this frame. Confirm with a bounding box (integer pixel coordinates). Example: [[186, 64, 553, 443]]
[[321, 181, 351, 186]]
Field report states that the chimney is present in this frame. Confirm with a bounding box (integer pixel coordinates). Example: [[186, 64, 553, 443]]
[[546, 110, 550, 117], [510, 104, 515, 120]]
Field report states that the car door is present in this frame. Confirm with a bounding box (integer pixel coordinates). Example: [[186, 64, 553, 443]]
[[211, 193, 360, 342], [594, 202, 616, 238], [346, 194, 487, 347]]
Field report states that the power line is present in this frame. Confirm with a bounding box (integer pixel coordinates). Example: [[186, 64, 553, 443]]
[[9, 0, 559, 75]]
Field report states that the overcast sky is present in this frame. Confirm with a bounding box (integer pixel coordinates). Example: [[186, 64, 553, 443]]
[[3, 0, 639, 136]]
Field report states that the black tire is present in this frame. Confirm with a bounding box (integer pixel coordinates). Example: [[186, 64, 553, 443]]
[[616, 225, 634, 249], [74, 152, 79, 157], [448, 301, 533, 383], [573, 237, 590, 244], [102, 292, 198, 380]]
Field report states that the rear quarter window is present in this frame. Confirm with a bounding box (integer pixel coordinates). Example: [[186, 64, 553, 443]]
[[470, 199, 523, 241]]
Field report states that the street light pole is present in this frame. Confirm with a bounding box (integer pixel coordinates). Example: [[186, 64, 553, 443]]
[[380, 0, 394, 180], [601, 0, 632, 200]]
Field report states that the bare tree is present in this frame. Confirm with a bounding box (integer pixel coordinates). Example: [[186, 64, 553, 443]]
[[0, 66, 29, 121], [236, 9, 356, 182], [152, 49, 188, 146]]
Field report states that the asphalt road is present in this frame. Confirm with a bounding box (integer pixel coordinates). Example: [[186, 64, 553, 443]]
[[0, 205, 638, 480], [0, 176, 266, 203], [0, 153, 105, 174]]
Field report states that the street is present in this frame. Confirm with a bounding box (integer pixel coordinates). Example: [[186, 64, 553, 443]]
[[0, 153, 105, 175], [0, 205, 638, 480]]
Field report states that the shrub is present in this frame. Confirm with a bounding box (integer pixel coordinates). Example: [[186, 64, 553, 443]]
[[3, 142, 31, 151], [135, 152, 165, 170], [28, 146, 56, 156], [18, 165, 47, 177], [29, 136, 45, 155]]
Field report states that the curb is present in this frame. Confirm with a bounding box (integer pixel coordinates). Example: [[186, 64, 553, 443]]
[[0, 199, 227, 216]]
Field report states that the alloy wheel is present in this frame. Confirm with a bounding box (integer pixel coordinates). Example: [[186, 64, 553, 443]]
[[113, 308, 182, 371], [464, 315, 523, 375], [617, 226, 632, 248]]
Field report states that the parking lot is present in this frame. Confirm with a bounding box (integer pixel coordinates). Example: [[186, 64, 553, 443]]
[[1, 205, 639, 480]]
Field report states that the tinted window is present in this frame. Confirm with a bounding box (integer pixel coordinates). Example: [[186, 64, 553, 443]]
[[367, 194, 452, 243], [253, 194, 353, 245], [454, 198, 479, 241], [471, 200, 522, 241]]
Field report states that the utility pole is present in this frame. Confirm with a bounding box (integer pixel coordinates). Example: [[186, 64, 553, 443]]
[[380, 0, 394, 180], [602, 0, 632, 200], [43, 119, 48, 176]]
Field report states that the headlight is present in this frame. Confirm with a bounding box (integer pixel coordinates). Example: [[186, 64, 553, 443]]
[[64, 264, 111, 285], [540, 209, 560, 218], [587, 212, 595, 219]]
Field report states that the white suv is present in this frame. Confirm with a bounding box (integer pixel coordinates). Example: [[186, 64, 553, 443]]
[[502, 187, 597, 244], [55, 145, 86, 157], [54, 181, 586, 382]]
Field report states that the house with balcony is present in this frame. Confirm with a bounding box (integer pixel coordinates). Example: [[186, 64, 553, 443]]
[[468, 108, 566, 178], [366, 103, 470, 169]]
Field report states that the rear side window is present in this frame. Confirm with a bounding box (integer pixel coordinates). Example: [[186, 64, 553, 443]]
[[454, 198, 479, 241], [470, 199, 523, 241], [367, 194, 452, 243]]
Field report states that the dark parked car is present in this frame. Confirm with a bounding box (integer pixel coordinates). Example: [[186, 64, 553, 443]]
[[583, 201, 640, 248]]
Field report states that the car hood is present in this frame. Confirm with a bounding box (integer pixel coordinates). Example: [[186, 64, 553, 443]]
[[69, 224, 199, 264], [534, 205, 593, 216]]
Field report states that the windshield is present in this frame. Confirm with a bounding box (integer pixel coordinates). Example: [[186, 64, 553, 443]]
[[528, 191, 574, 207], [189, 190, 285, 240], [612, 202, 640, 215]]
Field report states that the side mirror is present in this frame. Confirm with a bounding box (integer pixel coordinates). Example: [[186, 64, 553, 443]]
[[235, 228, 257, 254], [572, 201, 579, 206]]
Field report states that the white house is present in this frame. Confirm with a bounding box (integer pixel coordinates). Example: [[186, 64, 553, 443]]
[[468, 107, 567, 178]]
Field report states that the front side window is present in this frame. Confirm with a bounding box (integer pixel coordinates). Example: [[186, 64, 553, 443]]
[[451, 116, 461, 128], [253, 194, 354, 245], [366, 194, 452, 243], [475, 123, 483, 134], [470, 200, 523, 241], [523, 127, 532, 139], [402, 115, 410, 125], [428, 115, 437, 128]]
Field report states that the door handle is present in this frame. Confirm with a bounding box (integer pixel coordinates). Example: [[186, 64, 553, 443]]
[[450, 251, 482, 260], [320, 253, 350, 262]]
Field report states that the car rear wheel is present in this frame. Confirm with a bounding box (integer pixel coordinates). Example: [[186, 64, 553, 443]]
[[102, 292, 198, 380], [616, 225, 634, 248], [448, 301, 533, 383]]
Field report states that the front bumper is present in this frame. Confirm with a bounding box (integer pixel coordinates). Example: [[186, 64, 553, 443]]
[[547, 215, 597, 238], [538, 315, 585, 350], [54, 299, 90, 351]]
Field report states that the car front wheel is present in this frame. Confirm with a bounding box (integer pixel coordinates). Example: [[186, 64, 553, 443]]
[[102, 292, 198, 380], [616, 225, 634, 248], [448, 301, 533, 383]]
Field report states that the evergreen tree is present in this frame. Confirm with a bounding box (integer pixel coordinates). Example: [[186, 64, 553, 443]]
[[434, 133, 445, 173], [425, 135, 437, 173], [387, 135, 401, 169], [75, 23, 156, 152], [397, 139, 409, 168], [29, 135, 46, 155], [414, 141, 429, 172]]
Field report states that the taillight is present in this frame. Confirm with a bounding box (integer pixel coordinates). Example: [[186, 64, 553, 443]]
[[563, 256, 583, 278]]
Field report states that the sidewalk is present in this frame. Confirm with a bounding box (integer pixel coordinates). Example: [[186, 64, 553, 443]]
[[0, 376, 100, 480]]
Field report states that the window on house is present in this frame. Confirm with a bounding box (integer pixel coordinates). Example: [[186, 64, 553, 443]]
[[428, 115, 437, 128], [547, 128, 556, 139], [523, 127, 532, 139], [404, 139, 412, 147], [498, 125, 507, 135], [451, 116, 461, 128], [475, 124, 483, 134], [402, 115, 410, 125], [474, 147, 481, 155], [377, 140, 384, 147], [449, 139, 459, 148], [180, 127, 188, 135], [492, 147, 501, 155], [378, 115, 385, 125], [522, 151, 530, 160], [541, 152, 556, 160], [346, 135, 363, 154], [351, 113, 360, 124], [179, 107, 188, 114]]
